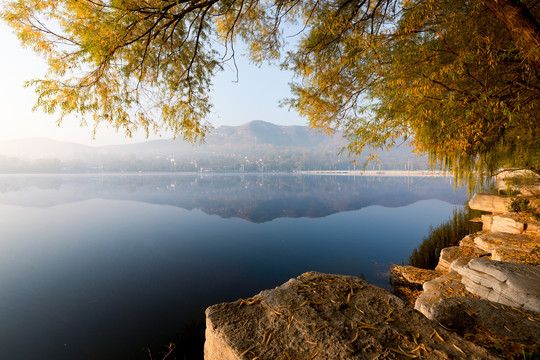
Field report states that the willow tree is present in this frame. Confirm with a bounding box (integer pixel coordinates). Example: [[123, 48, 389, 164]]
[[2, 0, 539, 186], [285, 0, 540, 187]]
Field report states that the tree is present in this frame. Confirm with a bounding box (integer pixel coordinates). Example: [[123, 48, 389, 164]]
[[285, 0, 540, 187], [2, 0, 539, 187]]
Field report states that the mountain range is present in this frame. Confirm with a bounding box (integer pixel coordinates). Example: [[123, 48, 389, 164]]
[[0, 120, 426, 172]]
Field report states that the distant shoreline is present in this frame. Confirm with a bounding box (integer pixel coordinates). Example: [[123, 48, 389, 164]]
[[0, 170, 449, 177], [298, 170, 449, 177]]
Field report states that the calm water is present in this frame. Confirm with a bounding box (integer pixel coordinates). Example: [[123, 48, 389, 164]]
[[0, 173, 467, 359]]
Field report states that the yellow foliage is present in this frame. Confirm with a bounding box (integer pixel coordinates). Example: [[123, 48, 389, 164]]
[[1, 0, 538, 186]]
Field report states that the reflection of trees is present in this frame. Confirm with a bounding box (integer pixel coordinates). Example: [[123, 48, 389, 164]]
[[408, 206, 482, 269], [0, 174, 467, 222]]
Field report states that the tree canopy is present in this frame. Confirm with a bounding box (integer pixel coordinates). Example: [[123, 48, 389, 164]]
[[2, 0, 539, 186]]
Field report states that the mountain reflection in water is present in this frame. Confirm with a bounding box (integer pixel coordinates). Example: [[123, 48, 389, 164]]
[[0, 173, 466, 222], [0, 173, 468, 360]]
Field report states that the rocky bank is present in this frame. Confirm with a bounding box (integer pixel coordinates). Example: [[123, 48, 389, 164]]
[[205, 272, 498, 359], [204, 171, 540, 359]]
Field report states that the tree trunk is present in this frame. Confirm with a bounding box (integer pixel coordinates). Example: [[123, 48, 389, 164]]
[[484, 0, 540, 74]]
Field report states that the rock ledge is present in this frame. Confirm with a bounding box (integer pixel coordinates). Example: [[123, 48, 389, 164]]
[[205, 272, 497, 359]]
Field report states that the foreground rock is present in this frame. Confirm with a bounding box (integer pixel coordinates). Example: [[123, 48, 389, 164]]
[[205, 272, 497, 359], [456, 259, 540, 313]]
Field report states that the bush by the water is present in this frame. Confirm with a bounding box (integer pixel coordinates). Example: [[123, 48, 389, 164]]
[[408, 206, 481, 269]]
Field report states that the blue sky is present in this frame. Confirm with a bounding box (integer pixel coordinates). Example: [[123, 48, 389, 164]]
[[0, 23, 307, 146]]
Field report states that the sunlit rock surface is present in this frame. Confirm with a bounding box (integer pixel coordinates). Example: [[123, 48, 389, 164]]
[[459, 233, 484, 248], [456, 259, 540, 313], [474, 232, 538, 253], [435, 246, 488, 273], [491, 213, 529, 234], [414, 271, 474, 320], [469, 194, 514, 214], [481, 215, 493, 231], [391, 265, 443, 285], [205, 272, 496, 360], [491, 248, 536, 264]]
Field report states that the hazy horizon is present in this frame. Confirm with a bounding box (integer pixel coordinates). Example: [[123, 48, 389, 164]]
[[0, 120, 321, 147]]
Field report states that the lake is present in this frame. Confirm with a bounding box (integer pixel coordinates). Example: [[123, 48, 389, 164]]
[[0, 173, 468, 359]]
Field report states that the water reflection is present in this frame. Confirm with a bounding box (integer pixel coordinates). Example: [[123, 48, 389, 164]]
[[0, 174, 467, 359], [0, 173, 466, 222]]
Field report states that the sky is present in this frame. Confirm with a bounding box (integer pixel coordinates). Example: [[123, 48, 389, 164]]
[[0, 22, 307, 146]]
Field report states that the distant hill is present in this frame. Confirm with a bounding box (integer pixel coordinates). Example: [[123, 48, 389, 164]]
[[0, 138, 94, 160], [211, 120, 340, 147], [0, 121, 342, 156], [94, 120, 346, 156], [0, 121, 426, 172]]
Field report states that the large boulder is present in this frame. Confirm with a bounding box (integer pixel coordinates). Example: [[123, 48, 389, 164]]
[[456, 259, 540, 313], [469, 194, 513, 214], [205, 272, 497, 360], [459, 233, 485, 249]]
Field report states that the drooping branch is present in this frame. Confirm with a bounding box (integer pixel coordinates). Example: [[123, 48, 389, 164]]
[[484, 0, 540, 74]]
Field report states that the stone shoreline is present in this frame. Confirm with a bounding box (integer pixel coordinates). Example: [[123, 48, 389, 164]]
[[393, 181, 540, 358], [204, 172, 540, 359]]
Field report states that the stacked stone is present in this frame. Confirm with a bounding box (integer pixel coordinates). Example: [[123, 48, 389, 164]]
[[400, 178, 540, 356]]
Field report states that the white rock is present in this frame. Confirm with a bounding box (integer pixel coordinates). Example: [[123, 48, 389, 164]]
[[459, 234, 483, 248], [435, 246, 487, 273], [391, 265, 443, 284], [491, 213, 525, 234], [491, 248, 529, 263], [481, 215, 493, 231], [206, 272, 496, 360], [495, 169, 540, 191], [449, 257, 474, 272], [469, 194, 513, 214], [415, 272, 467, 319], [456, 259, 540, 313]]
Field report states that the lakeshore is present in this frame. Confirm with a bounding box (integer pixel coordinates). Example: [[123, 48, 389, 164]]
[[299, 170, 448, 177], [204, 171, 540, 360]]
